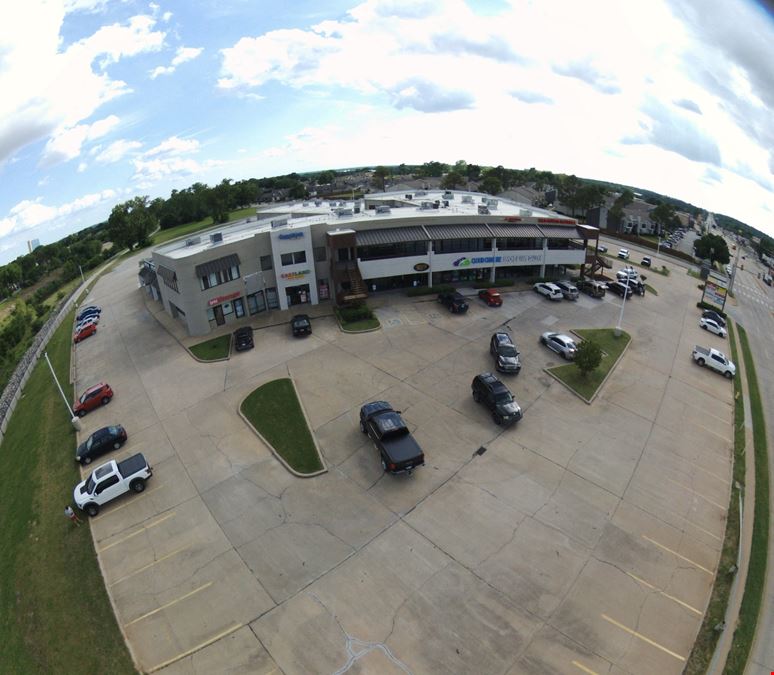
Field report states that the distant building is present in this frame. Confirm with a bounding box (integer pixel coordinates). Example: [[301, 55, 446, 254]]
[[27, 239, 40, 253]]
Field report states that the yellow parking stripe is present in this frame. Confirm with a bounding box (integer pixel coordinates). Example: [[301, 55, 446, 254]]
[[147, 622, 242, 673], [665, 477, 726, 510], [109, 546, 189, 587], [98, 512, 176, 553], [626, 572, 702, 615], [601, 614, 686, 661], [92, 484, 165, 518], [571, 660, 600, 675], [124, 582, 213, 627], [641, 535, 713, 575]]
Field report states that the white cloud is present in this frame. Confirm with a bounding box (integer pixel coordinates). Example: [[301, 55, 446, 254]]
[[94, 139, 143, 164], [143, 136, 200, 156], [0, 2, 165, 167], [132, 156, 222, 186], [40, 114, 120, 165], [149, 45, 204, 78]]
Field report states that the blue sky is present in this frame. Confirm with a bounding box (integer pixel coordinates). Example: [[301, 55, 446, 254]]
[[1, 0, 772, 264]]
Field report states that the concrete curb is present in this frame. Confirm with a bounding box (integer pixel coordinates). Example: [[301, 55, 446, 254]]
[[544, 329, 632, 405], [237, 378, 327, 479]]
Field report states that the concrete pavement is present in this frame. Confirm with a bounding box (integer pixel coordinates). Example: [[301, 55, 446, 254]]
[[72, 254, 736, 674]]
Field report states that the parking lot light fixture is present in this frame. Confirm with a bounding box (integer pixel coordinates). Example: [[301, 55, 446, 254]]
[[615, 275, 631, 336]]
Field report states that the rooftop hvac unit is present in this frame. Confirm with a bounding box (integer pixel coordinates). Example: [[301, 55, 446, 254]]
[[302, 201, 310, 206], [271, 218, 288, 228], [442, 191, 454, 199], [461, 195, 474, 203], [443, 200, 449, 207], [478, 205, 490, 215], [519, 209, 531, 216], [433, 201, 440, 209], [209, 232, 223, 244], [354, 205, 361, 213], [375, 205, 391, 214], [337, 208, 353, 217], [314, 200, 323, 206], [405, 194, 413, 200], [487, 199, 499, 210], [420, 201, 434, 210], [185, 236, 201, 246], [415, 190, 427, 196]]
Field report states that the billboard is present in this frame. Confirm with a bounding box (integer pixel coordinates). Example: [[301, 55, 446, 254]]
[[701, 271, 728, 310]]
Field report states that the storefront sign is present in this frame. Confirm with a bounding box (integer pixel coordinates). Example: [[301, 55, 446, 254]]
[[278, 231, 304, 240], [208, 291, 241, 307], [413, 262, 429, 271], [452, 252, 544, 267], [280, 269, 310, 281], [703, 279, 728, 309]]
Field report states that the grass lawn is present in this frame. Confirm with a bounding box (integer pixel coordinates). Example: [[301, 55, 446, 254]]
[[644, 284, 658, 295], [685, 322, 745, 673], [724, 324, 769, 674], [189, 334, 231, 360], [0, 308, 134, 673], [547, 328, 631, 401], [334, 306, 380, 332], [151, 207, 256, 246], [241, 378, 323, 474]]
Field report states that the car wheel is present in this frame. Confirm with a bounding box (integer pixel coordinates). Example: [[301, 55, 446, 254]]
[[492, 412, 502, 425], [101, 396, 110, 405], [381, 457, 387, 472], [130, 479, 146, 493], [563, 351, 569, 360], [472, 389, 481, 402], [701, 324, 707, 331], [540, 336, 547, 345], [83, 456, 92, 465], [113, 441, 121, 450], [359, 420, 366, 434], [724, 371, 733, 379], [697, 358, 705, 366], [77, 410, 86, 418], [85, 503, 99, 517]]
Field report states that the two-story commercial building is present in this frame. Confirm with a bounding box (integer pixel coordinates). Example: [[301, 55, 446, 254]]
[[143, 190, 599, 336]]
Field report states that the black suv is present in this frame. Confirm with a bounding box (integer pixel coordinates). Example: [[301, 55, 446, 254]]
[[233, 326, 254, 351], [489, 331, 521, 374], [701, 309, 726, 328], [607, 280, 634, 298], [291, 314, 312, 336], [75, 425, 127, 465], [437, 292, 469, 314], [471, 372, 522, 426]]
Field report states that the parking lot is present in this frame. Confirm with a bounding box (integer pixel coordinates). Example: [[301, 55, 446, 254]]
[[73, 258, 734, 674]]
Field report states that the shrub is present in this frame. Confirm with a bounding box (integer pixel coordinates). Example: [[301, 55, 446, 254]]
[[338, 302, 374, 322], [575, 339, 603, 377]]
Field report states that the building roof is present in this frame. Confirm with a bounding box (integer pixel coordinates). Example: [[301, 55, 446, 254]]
[[356, 226, 428, 246], [423, 223, 493, 239], [487, 223, 544, 238]]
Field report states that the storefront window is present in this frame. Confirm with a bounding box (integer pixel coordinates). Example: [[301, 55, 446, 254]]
[[234, 298, 245, 318], [266, 287, 280, 309], [281, 250, 306, 266], [247, 292, 266, 315]]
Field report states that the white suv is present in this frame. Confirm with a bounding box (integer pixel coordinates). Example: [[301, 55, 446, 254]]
[[533, 282, 563, 301], [618, 248, 630, 260]]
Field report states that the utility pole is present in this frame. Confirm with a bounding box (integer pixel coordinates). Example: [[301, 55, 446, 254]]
[[727, 241, 742, 296], [44, 351, 74, 419]]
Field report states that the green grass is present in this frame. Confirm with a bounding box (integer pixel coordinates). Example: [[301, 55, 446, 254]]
[[240, 378, 323, 474], [0, 308, 134, 673], [151, 207, 256, 245], [189, 334, 231, 360], [685, 322, 745, 673], [334, 306, 381, 331], [724, 324, 769, 674], [644, 284, 658, 295], [547, 328, 631, 401], [687, 268, 702, 279]]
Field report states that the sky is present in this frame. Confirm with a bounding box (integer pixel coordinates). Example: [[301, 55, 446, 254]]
[[0, 0, 773, 265]]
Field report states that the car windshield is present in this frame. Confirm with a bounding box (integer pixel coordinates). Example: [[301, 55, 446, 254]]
[[499, 346, 517, 357], [85, 474, 96, 494], [85, 435, 94, 450], [494, 390, 513, 403], [293, 318, 309, 327]]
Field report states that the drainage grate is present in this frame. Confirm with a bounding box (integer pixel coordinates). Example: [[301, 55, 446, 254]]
[[473, 446, 487, 457]]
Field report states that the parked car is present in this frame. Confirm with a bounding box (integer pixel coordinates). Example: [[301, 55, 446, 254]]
[[75, 425, 127, 465], [662, 241, 672, 249], [478, 288, 503, 307], [73, 323, 97, 343], [692, 346, 735, 378], [291, 314, 312, 336], [642, 256, 652, 267], [540, 332, 578, 360], [471, 373, 522, 426], [618, 248, 630, 259], [489, 331, 521, 374], [76, 306, 101, 322], [233, 326, 255, 351], [701, 309, 726, 328], [73, 453, 153, 517], [554, 280, 579, 300], [607, 281, 634, 298], [700, 317, 727, 337], [359, 401, 425, 474], [75, 316, 99, 331], [73, 382, 114, 417], [437, 291, 469, 313], [577, 278, 606, 298], [533, 282, 563, 301], [598, 245, 608, 253], [616, 266, 639, 282]]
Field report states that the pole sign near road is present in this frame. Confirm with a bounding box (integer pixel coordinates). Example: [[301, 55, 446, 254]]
[[701, 271, 728, 311]]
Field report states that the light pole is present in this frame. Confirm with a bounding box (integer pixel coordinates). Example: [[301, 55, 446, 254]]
[[615, 274, 631, 336], [727, 241, 742, 296], [43, 351, 79, 428], [78, 265, 85, 285]]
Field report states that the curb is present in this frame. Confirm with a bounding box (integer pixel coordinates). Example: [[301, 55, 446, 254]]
[[237, 378, 327, 478]]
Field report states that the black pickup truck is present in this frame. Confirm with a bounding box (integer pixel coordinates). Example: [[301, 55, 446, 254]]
[[359, 401, 425, 475]]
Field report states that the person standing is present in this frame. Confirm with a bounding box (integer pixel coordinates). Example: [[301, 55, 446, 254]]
[[64, 505, 82, 526]]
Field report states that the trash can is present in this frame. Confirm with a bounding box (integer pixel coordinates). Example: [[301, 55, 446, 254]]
[[71, 416, 82, 432]]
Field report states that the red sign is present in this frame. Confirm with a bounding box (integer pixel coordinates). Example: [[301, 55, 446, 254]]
[[537, 217, 576, 224], [208, 291, 241, 307], [504, 216, 523, 222]]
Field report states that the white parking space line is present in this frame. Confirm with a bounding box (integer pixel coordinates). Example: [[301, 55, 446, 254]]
[[124, 581, 213, 627], [109, 545, 189, 587], [626, 572, 702, 615], [601, 614, 686, 662], [641, 535, 713, 575], [97, 511, 176, 553], [571, 660, 600, 675], [665, 477, 727, 511], [147, 622, 243, 673]]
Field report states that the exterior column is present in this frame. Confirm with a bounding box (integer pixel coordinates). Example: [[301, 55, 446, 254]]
[[540, 238, 548, 277], [490, 238, 497, 283], [427, 240, 433, 287]]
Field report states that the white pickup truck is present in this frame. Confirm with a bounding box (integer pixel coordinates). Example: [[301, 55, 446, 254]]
[[73, 453, 153, 516], [692, 346, 736, 379]]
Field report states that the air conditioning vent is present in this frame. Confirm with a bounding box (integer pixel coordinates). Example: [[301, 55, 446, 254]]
[[337, 208, 353, 217], [461, 195, 474, 204], [375, 205, 391, 214], [478, 205, 490, 215], [519, 209, 531, 216], [209, 232, 223, 244], [271, 218, 288, 229], [185, 236, 201, 246]]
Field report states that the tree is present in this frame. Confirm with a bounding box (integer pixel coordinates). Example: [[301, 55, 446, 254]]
[[694, 234, 730, 264], [441, 171, 464, 190], [756, 234, 773, 261], [607, 188, 634, 231], [479, 175, 502, 195], [649, 202, 680, 235], [575, 339, 603, 377], [372, 166, 389, 190], [108, 196, 157, 250], [557, 174, 582, 215]]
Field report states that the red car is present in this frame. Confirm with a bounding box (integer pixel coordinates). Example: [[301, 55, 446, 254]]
[[478, 288, 503, 307], [73, 382, 114, 417], [74, 323, 97, 343]]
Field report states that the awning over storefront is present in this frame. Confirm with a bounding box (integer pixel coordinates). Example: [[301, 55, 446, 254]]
[[424, 224, 493, 239], [356, 227, 429, 246], [486, 223, 544, 238], [537, 225, 584, 239], [138, 266, 157, 286], [156, 265, 176, 284], [194, 253, 241, 278]]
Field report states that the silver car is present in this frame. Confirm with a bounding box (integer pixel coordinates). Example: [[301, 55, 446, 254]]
[[554, 280, 579, 300], [540, 332, 578, 360]]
